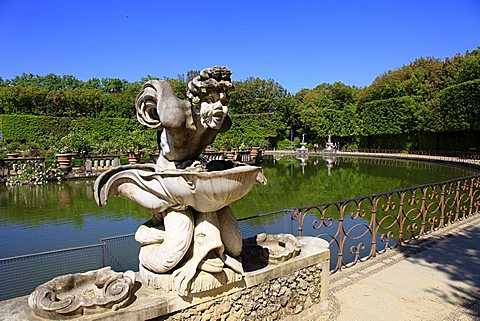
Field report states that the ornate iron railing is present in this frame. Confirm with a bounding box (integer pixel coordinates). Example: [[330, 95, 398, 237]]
[[290, 175, 480, 273]]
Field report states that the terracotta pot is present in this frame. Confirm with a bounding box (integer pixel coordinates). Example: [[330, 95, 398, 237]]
[[226, 151, 235, 160], [55, 153, 76, 169]]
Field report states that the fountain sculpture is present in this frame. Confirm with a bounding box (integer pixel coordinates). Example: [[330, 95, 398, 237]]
[[297, 133, 309, 153], [324, 135, 335, 152], [94, 66, 269, 296]]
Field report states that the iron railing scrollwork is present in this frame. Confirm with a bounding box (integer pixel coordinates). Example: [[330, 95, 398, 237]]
[[290, 175, 480, 273]]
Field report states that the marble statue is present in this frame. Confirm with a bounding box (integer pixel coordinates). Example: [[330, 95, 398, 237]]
[[297, 133, 308, 153], [325, 135, 335, 151], [94, 66, 267, 296], [136, 66, 233, 169]]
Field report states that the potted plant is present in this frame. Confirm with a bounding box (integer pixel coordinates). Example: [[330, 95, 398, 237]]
[[55, 132, 94, 169], [250, 146, 259, 158], [55, 150, 76, 170], [116, 130, 155, 164]]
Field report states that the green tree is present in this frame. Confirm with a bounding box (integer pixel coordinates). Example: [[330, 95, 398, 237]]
[[229, 77, 290, 115], [295, 82, 360, 142], [101, 78, 128, 93], [456, 48, 480, 83], [84, 78, 101, 89]]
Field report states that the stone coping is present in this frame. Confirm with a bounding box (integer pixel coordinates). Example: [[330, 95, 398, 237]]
[[0, 236, 329, 321], [265, 150, 480, 169]]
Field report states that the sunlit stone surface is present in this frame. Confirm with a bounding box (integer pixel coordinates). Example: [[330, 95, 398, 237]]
[[28, 267, 135, 319]]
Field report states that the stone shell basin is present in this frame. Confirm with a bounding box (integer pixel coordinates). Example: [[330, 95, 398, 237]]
[[243, 233, 301, 265], [94, 164, 265, 213], [28, 267, 135, 320]]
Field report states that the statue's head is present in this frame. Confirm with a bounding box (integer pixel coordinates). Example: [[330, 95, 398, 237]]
[[135, 66, 233, 131], [187, 66, 233, 129]]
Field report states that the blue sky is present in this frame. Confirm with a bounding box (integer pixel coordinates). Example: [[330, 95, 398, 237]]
[[0, 0, 479, 93]]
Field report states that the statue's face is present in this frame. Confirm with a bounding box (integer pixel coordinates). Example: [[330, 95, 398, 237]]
[[194, 215, 224, 255], [187, 66, 232, 114], [204, 87, 221, 105]]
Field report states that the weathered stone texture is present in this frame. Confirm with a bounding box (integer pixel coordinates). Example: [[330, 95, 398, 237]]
[[159, 263, 324, 321]]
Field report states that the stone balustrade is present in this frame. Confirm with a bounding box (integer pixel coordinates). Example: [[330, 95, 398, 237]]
[[0, 157, 46, 181], [84, 155, 121, 173]]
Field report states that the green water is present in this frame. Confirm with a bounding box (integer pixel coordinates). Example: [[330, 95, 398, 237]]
[[230, 155, 479, 215], [0, 155, 477, 258]]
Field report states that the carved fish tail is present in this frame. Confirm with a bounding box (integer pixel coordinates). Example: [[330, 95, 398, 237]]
[[139, 209, 194, 273]]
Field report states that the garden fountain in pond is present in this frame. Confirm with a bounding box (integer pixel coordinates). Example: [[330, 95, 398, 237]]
[[26, 67, 329, 321], [323, 134, 336, 152], [297, 133, 309, 153]]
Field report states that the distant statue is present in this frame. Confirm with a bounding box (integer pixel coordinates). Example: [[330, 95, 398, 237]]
[[325, 135, 335, 151], [297, 132, 308, 153]]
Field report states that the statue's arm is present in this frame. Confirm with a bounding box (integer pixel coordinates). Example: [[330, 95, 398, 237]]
[[136, 80, 190, 130]]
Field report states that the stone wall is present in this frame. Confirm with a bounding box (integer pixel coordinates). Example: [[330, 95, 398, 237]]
[[0, 237, 329, 321], [161, 263, 325, 321]]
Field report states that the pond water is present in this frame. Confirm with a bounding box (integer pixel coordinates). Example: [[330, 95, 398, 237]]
[[0, 155, 478, 259]]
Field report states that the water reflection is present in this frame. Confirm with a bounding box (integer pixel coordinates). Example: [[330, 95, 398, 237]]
[[291, 154, 342, 176], [230, 155, 478, 218], [0, 156, 477, 258], [296, 155, 308, 175], [323, 155, 338, 176]]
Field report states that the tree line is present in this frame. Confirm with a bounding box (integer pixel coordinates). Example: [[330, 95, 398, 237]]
[[1, 47, 479, 152]]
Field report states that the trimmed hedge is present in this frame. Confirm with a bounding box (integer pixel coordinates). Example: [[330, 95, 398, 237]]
[[358, 131, 480, 151], [0, 114, 143, 143], [69, 117, 142, 140], [360, 96, 422, 135], [436, 78, 480, 131], [215, 112, 282, 148], [0, 113, 281, 150], [0, 114, 71, 142]]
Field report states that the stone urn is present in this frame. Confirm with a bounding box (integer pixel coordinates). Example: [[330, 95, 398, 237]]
[[55, 153, 76, 169]]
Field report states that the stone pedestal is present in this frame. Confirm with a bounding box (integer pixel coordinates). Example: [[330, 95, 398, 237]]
[[0, 237, 329, 321]]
